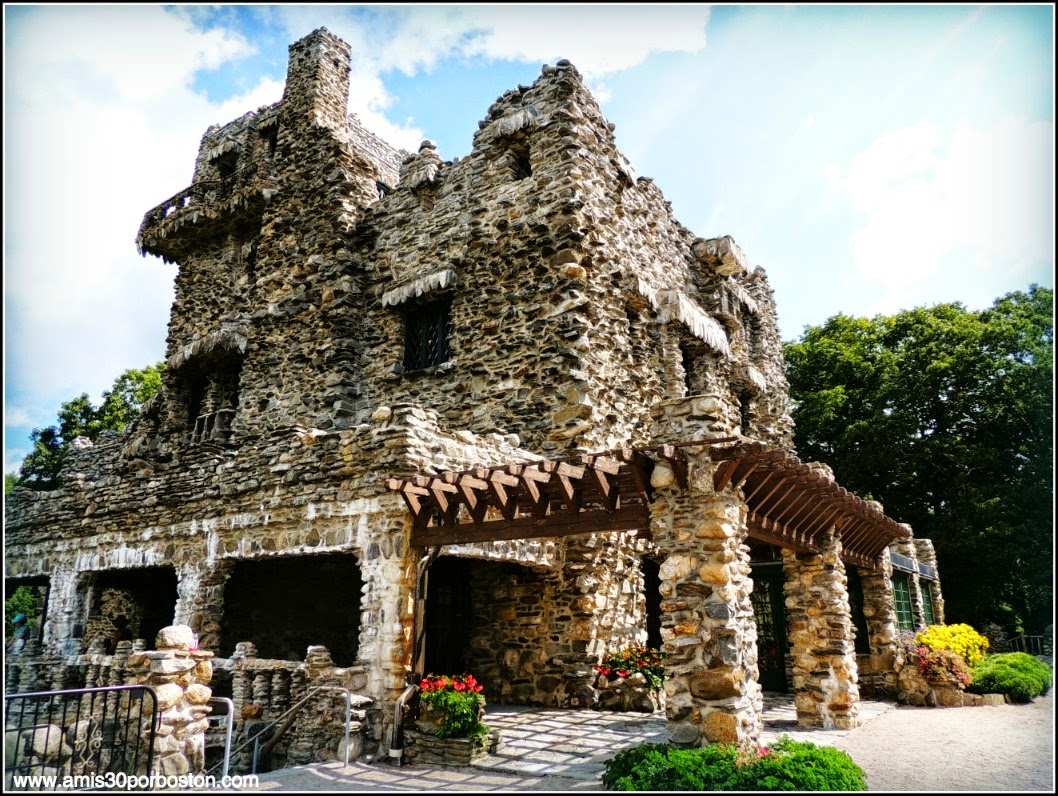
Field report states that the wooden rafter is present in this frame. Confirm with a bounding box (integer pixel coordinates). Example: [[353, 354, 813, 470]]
[[386, 436, 910, 569]]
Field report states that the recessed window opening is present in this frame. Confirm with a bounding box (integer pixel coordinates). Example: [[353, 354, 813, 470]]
[[219, 554, 363, 665], [185, 358, 242, 444], [680, 341, 695, 396], [739, 391, 754, 436], [84, 567, 178, 652], [921, 582, 937, 626], [506, 142, 532, 181], [404, 297, 452, 371], [260, 127, 278, 160], [215, 152, 238, 197]]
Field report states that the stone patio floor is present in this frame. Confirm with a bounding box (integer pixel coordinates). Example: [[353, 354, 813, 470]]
[[247, 693, 896, 792]]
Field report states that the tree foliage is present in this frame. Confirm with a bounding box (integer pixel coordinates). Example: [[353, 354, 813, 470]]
[[784, 286, 1052, 633], [16, 363, 164, 490]]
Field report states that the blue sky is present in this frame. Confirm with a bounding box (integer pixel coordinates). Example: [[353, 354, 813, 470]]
[[3, 4, 1054, 476]]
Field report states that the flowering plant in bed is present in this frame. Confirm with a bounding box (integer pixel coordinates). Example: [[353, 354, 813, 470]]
[[418, 674, 490, 740], [595, 645, 666, 692]]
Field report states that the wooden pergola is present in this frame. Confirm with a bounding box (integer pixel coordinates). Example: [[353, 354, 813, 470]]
[[386, 438, 909, 569]]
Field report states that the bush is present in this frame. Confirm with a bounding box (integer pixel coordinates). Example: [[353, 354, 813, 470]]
[[602, 738, 867, 791], [966, 653, 1053, 703], [916, 624, 990, 666], [913, 646, 973, 687]]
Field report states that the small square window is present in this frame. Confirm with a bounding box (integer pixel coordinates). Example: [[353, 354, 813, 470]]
[[404, 298, 452, 371]]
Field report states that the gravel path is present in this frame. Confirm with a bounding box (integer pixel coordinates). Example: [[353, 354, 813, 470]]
[[830, 689, 1054, 791]]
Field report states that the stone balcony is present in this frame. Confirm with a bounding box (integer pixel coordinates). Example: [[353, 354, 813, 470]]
[[136, 168, 277, 263]]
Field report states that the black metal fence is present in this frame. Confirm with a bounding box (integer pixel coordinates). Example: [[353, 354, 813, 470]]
[[4, 685, 157, 791], [1009, 635, 1048, 657]]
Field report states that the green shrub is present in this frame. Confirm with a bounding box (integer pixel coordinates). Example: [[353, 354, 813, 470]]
[[967, 652, 1053, 703], [602, 738, 867, 791]]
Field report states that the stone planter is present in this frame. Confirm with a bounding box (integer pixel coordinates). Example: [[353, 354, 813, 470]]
[[595, 672, 664, 713], [415, 699, 485, 736], [402, 728, 502, 766], [407, 697, 500, 765]]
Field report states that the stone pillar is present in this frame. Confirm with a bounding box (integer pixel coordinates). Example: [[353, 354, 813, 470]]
[[41, 566, 88, 655], [650, 454, 761, 747], [855, 549, 901, 698], [126, 625, 213, 776], [554, 532, 642, 708], [913, 538, 945, 625], [782, 529, 861, 729], [174, 560, 232, 653]]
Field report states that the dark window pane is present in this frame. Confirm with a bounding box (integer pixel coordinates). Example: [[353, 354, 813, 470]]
[[404, 298, 452, 370]]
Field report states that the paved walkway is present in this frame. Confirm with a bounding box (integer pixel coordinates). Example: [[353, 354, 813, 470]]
[[249, 693, 896, 792]]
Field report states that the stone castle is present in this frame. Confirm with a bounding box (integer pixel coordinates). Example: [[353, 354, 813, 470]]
[[5, 28, 946, 769]]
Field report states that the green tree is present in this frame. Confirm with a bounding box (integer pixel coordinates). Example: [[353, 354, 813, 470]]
[[784, 286, 1053, 633], [5, 585, 39, 633], [16, 363, 165, 490]]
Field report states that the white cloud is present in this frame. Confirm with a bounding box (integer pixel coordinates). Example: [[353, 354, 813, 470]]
[[265, 5, 709, 118], [3, 7, 270, 418], [833, 117, 1054, 313]]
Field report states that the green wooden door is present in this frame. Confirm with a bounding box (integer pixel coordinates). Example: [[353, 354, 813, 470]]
[[750, 563, 789, 692]]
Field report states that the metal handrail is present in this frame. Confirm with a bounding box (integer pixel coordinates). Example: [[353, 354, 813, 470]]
[[207, 697, 234, 779], [207, 685, 355, 776]]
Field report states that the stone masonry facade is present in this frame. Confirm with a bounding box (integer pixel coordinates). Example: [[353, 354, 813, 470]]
[[6, 28, 947, 772]]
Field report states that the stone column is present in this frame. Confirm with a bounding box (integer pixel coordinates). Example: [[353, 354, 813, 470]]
[[41, 566, 88, 655], [126, 625, 214, 776], [174, 560, 233, 653], [913, 538, 945, 625], [782, 529, 861, 729], [650, 453, 761, 747], [857, 549, 901, 698]]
